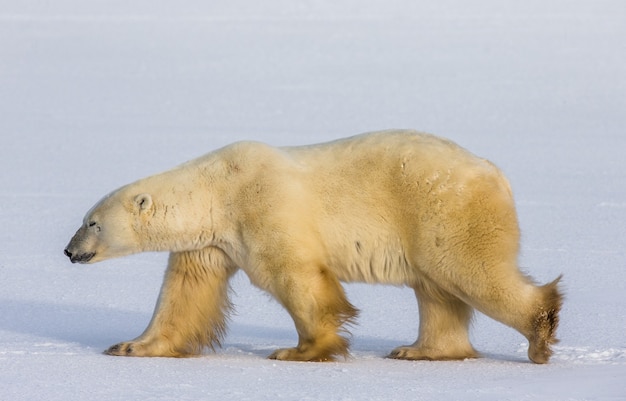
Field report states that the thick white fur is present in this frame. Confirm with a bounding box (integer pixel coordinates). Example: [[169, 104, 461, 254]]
[[65, 130, 562, 363]]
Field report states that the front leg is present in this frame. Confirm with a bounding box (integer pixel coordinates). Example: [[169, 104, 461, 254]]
[[265, 265, 359, 362], [105, 247, 237, 357]]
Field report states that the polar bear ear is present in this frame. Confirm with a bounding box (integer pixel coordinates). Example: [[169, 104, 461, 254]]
[[134, 194, 153, 214]]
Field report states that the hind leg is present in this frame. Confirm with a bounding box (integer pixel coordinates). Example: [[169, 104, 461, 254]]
[[511, 275, 563, 364], [440, 264, 562, 364], [415, 175, 563, 363], [390, 283, 477, 361], [265, 266, 359, 362]]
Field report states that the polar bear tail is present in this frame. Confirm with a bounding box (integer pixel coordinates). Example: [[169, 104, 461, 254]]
[[528, 275, 564, 364]]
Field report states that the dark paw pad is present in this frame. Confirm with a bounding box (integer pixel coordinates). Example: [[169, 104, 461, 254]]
[[104, 344, 121, 355], [104, 343, 132, 356]]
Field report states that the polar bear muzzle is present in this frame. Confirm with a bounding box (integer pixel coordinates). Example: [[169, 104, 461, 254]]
[[64, 248, 95, 264], [64, 226, 97, 264]]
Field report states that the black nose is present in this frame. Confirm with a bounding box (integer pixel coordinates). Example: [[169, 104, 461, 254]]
[[65, 251, 95, 264]]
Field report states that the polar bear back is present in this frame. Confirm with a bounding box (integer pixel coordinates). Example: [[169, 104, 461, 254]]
[[206, 130, 518, 287]]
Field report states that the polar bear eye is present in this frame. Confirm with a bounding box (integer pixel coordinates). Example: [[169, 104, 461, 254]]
[[88, 221, 101, 232]]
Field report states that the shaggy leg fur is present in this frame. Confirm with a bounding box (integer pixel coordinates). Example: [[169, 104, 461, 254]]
[[419, 182, 564, 364], [105, 248, 237, 357], [526, 276, 563, 364], [268, 267, 359, 362], [445, 268, 563, 364], [389, 284, 477, 361]]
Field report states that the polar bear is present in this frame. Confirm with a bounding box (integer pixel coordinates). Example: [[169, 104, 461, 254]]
[[64, 130, 562, 364]]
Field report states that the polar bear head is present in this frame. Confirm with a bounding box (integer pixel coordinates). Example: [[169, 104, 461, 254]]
[[64, 160, 227, 265], [64, 189, 155, 264]]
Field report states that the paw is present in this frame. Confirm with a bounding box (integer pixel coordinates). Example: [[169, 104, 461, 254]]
[[388, 345, 477, 361], [528, 340, 552, 364], [105, 342, 142, 356], [105, 339, 189, 357], [388, 346, 434, 361], [268, 347, 335, 362]]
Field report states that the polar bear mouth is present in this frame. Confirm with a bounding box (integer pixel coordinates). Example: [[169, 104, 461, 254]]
[[64, 249, 95, 264]]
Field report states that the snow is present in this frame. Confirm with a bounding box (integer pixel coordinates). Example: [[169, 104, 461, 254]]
[[1, 0, 625, 399]]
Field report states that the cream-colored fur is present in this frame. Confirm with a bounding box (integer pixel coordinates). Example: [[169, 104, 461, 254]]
[[64, 130, 563, 363]]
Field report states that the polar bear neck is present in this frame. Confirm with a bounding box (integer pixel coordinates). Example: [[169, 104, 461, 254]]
[[133, 164, 221, 253]]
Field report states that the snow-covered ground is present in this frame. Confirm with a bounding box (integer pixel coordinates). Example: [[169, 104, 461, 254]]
[[1, 1, 625, 400]]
